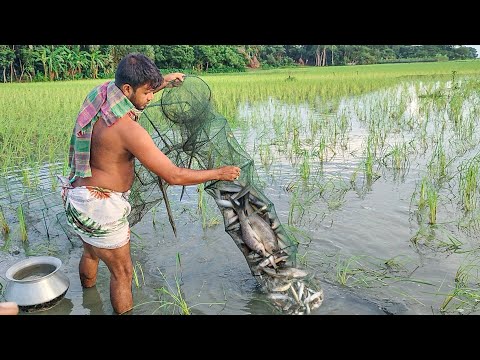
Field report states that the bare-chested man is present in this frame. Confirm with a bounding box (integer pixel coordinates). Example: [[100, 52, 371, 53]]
[[60, 53, 240, 314]]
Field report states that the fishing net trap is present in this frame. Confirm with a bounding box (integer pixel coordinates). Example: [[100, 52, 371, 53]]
[[130, 75, 323, 314]]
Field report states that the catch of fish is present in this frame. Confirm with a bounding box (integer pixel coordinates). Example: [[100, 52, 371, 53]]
[[207, 180, 324, 315]]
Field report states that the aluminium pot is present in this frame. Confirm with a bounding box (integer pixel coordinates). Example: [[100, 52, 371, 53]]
[[4, 256, 70, 311]]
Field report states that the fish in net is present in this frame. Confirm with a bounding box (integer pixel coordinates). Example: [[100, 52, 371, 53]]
[[131, 75, 323, 314]]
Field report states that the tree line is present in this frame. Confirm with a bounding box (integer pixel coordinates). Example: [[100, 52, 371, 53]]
[[0, 45, 477, 83]]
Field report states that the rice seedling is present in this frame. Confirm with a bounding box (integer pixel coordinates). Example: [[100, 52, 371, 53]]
[[17, 204, 27, 242], [383, 140, 410, 180], [416, 176, 429, 210], [151, 205, 158, 228], [132, 261, 146, 289], [413, 175, 440, 226], [299, 150, 311, 181], [197, 183, 207, 229], [24, 242, 59, 256], [196, 183, 221, 229], [439, 261, 480, 313], [134, 253, 225, 315], [336, 255, 358, 286], [426, 185, 439, 225], [258, 142, 273, 171], [427, 141, 452, 184], [0, 206, 9, 235], [459, 157, 479, 213], [363, 134, 379, 184]]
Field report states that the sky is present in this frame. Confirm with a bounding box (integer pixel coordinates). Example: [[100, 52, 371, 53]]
[[465, 45, 480, 57]]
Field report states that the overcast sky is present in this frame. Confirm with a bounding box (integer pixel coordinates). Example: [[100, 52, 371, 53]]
[[465, 45, 480, 57]]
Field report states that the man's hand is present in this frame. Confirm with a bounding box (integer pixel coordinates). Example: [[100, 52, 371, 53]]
[[0, 302, 18, 315], [164, 72, 186, 88], [216, 166, 241, 181], [154, 73, 186, 93]]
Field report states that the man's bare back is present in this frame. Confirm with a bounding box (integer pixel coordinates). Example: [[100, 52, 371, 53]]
[[72, 115, 135, 192]]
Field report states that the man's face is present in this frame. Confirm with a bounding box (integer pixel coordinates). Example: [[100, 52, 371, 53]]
[[128, 83, 155, 110]]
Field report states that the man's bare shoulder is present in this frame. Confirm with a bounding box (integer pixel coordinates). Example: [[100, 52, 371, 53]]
[[107, 114, 147, 136], [108, 115, 156, 153]]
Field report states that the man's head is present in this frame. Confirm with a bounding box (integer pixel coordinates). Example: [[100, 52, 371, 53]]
[[115, 53, 163, 110]]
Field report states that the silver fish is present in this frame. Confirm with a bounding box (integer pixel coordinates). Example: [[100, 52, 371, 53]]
[[237, 193, 279, 256], [230, 196, 266, 257], [216, 183, 244, 194], [215, 198, 234, 208]]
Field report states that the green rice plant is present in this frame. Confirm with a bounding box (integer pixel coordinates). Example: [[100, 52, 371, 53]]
[[459, 158, 479, 213], [132, 261, 146, 289], [299, 150, 310, 181], [24, 242, 59, 257], [336, 255, 358, 286], [17, 204, 27, 242], [297, 251, 309, 267], [258, 143, 273, 171], [197, 183, 207, 229], [196, 183, 221, 229], [417, 176, 428, 210], [410, 222, 463, 253], [292, 127, 301, 156], [151, 205, 158, 228], [316, 134, 331, 163], [140, 253, 222, 315], [21, 168, 32, 188], [0, 206, 9, 235], [413, 176, 440, 226], [363, 134, 379, 184], [332, 253, 433, 291], [439, 261, 480, 313], [383, 140, 410, 180], [426, 185, 438, 225], [287, 182, 322, 226], [410, 224, 435, 248], [129, 229, 147, 252], [427, 142, 451, 184], [287, 187, 301, 226], [316, 177, 349, 210], [154, 254, 190, 315]]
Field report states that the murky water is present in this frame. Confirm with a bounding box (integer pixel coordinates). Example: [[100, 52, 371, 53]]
[[1, 78, 480, 315]]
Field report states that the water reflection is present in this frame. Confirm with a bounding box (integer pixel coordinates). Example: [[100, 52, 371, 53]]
[[81, 286, 105, 315]]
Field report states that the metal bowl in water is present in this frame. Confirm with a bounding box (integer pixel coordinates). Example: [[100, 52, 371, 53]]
[[4, 256, 70, 312]]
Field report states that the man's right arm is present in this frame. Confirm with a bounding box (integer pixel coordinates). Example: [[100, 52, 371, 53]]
[[117, 117, 240, 185]]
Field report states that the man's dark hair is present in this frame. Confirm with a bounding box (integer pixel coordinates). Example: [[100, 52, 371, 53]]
[[115, 53, 163, 91]]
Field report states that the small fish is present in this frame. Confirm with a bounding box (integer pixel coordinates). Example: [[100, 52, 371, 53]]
[[271, 281, 293, 292], [297, 281, 305, 301], [216, 182, 244, 193], [215, 198, 234, 208], [230, 196, 266, 257], [245, 200, 279, 255], [249, 193, 268, 209], [304, 290, 323, 305]]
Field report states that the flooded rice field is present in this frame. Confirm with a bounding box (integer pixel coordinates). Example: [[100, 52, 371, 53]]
[[1, 77, 480, 315]]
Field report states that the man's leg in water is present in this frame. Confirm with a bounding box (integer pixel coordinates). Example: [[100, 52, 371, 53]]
[[80, 242, 100, 287], [80, 241, 133, 314]]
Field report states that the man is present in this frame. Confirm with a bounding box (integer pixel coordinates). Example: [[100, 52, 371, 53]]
[[60, 53, 240, 314]]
